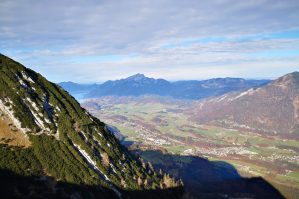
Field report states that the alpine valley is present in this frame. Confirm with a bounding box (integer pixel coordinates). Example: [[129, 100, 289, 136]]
[[74, 72, 298, 198]]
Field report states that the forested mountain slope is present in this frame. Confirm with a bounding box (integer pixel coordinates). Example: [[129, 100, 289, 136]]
[[0, 54, 182, 199]]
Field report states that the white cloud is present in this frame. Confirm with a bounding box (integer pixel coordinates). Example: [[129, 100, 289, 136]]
[[0, 0, 299, 82]]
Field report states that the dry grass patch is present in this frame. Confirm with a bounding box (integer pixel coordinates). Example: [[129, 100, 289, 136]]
[[0, 116, 31, 147]]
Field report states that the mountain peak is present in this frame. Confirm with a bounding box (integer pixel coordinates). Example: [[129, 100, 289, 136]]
[[126, 73, 147, 81], [288, 71, 299, 80], [273, 71, 299, 88], [282, 71, 299, 79]]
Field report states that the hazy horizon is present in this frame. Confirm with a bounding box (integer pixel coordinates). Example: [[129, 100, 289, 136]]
[[58, 72, 296, 84]]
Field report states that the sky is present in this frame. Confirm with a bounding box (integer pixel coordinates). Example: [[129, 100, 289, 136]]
[[1, 0, 299, 83]]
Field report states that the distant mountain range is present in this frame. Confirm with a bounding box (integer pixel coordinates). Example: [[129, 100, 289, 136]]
[[189, 72, 299, 139], [78, 72, 299, 139], [59, 73, 270, 100]]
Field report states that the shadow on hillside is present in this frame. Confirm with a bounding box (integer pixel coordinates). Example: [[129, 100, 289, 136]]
[[0, 153, 285, 199], [133, 149, 285, 199], [0, 169, 183, 199]]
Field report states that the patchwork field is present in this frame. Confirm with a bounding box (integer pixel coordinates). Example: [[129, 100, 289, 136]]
[[83, 96, 299, 199]]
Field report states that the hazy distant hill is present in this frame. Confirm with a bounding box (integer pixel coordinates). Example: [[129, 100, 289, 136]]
[[59, 81, 97, 101], [189, 72, 299, 139], [76, 73, 270, 100], [59, 81, 97, 93]]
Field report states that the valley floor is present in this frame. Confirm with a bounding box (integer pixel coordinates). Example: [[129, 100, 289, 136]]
[[83, 96, 299, 199]]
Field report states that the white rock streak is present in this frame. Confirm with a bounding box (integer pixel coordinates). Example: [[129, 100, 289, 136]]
[[22, 71, 35, 83], [0, 98, 29, 133], [73, 143, 122, 198], [26, 97, 39, 112], [74, 143, 98, 169], [229, 88, 256, 101]]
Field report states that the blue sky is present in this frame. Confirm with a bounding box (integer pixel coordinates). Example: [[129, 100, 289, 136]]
[[1, 0, 299, 83]]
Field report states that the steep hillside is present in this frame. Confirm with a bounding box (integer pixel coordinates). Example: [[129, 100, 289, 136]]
[[82, 74, 269, 100], [189, 72, 299, 139], [0, 54, 182, 198]]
